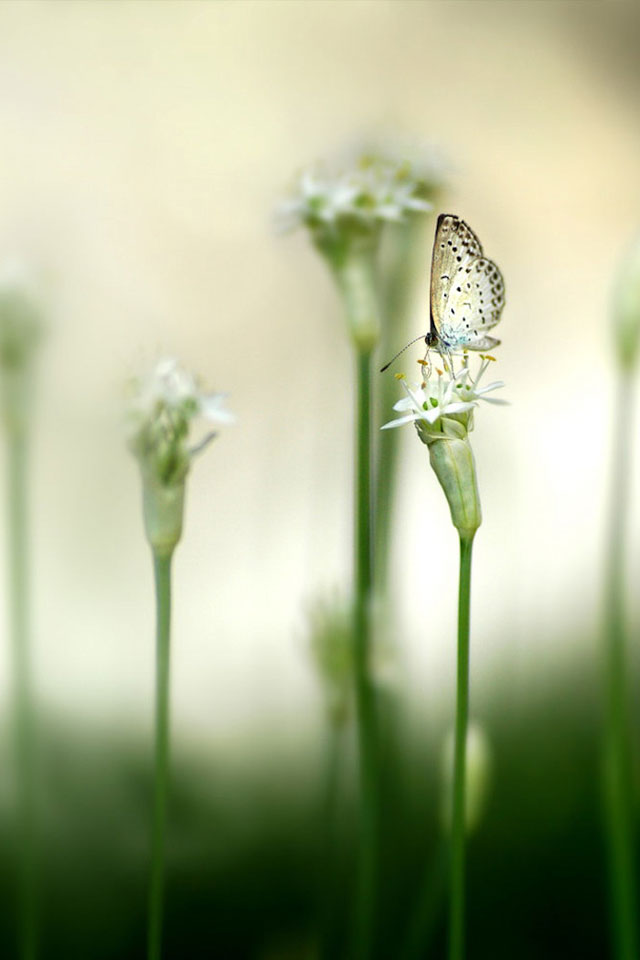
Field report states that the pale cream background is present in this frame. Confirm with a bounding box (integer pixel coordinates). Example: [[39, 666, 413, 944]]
[[0, 1, 638, 746]]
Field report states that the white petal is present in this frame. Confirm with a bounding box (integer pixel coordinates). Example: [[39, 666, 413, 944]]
[[380, 414, 418, 430], [393, 396, 415, 412], [199, 393, 234, 423]]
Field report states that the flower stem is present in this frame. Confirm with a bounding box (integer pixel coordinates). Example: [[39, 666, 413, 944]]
[[376, 216, 428, 593], [402, 838, 447, 960], [8, 427, 37, 960], [319, 723, 346, 960], [449, 534, 474, 960], [148, 549, 173, 960], [353, 349, 379, 960], [602, 370, 638, 960]]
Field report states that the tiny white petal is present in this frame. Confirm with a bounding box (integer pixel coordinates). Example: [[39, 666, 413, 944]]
[[381, 414, 418, 430]]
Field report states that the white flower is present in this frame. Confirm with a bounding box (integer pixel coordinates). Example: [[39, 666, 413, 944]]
[[360, 134, 450, 197], [127, 357, 232, 488], [128, 357, 232, 427], [277, 155, 432, 235], [381, 358, 506, 433]]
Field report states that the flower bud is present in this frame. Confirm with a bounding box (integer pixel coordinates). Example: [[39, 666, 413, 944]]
[[420, 417, 482, 541], [0, 261, 44, 433], [441, 723, 492, 834], [328, 239, 381, 352], [614, 234, 640, 372], [142, 477, 186, 557]]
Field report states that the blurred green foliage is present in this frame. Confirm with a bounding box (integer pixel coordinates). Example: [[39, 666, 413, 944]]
[[0, 657, 636, 959]]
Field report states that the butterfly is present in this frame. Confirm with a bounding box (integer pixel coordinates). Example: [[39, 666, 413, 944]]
[[380, 214, 505, 372]]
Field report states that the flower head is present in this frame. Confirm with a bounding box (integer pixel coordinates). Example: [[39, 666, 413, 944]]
[[382, 356, 506, 439], [277, 154, 432, 244], [359, 134, 449, 202], [127, 358, 232, 554], [382, 356, 507, 540], [127, 357, 232, 487]]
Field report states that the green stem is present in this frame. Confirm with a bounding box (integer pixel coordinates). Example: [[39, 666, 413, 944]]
[[376, 216, 428, 594], [319, 723, 346, 960], [148, 550, 174, 960], [402, 838, 448, 960], [353, 349, 379, 960], [602, 371, 638, 960], [449, 535, 474, 960], [8, 428, 37, 960]]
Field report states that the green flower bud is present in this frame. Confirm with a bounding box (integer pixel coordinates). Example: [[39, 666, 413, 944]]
[[327, 238, 381, 353], [441, 723, 493, 835], [419, 416, 482, 541], [0, 262, 44, 434], [142, 477, 186, 557], [307, 593, 354, 728], [614, 234, 640, 372]]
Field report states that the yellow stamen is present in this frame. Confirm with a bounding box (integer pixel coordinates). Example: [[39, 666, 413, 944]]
[[394, 372, 406, 380]]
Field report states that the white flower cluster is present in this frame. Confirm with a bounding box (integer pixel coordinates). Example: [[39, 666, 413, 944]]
[[381, 357, 506, 435], [127, 358, 232, 487], [360, 134, 449, 198], [278, 157, 432, 235]]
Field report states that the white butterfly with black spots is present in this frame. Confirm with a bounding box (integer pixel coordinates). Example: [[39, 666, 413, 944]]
[[380, 214, 505, 372], [427, 213, 505, 355]]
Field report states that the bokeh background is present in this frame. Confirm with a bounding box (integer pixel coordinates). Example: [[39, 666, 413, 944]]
[[0, 2, 639, 957]]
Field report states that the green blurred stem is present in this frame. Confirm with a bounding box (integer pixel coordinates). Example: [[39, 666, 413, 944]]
[[602, 370, 638, 960], [449, 535, 474, 960], [376, 217, 428, 593], [353, 349, 380, 960], [402, 839, 448, 960], [319, 723, 346, 960], [148, 550, 174, 960], [8, 427, 37, 960]]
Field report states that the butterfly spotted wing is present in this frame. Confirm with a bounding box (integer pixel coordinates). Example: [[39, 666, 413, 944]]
[[429, 214, 505, 353]]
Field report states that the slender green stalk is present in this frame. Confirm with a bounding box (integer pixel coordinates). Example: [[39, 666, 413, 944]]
[[148, 550, 174, 960], [449, 535, 473, 960], [353, 349, 379, 960], [376, 216, 429, 593], [602, 371, 638, 960], [8, 427, 37, 960], [402, 839, 448, 960], [319, 723, 346, 960]]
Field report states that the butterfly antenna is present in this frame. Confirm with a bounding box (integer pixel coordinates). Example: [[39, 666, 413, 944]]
[[380, 334, 426, 373]]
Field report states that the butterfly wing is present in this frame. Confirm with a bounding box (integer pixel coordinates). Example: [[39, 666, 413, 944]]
[[443, 256, 505, 350], [429, 214, 484, 338], [430, 214, 505, 353]]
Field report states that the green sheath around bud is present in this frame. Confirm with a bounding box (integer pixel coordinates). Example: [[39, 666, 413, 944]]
[[142, 479, 186, 557], [426, 425, 482, 541], [328, 242, 381, 353], [0, 263, 44, 435], [614, 234, 640, 372]]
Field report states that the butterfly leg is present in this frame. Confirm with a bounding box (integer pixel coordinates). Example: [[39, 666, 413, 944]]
[[419, 344, 432, 387]]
